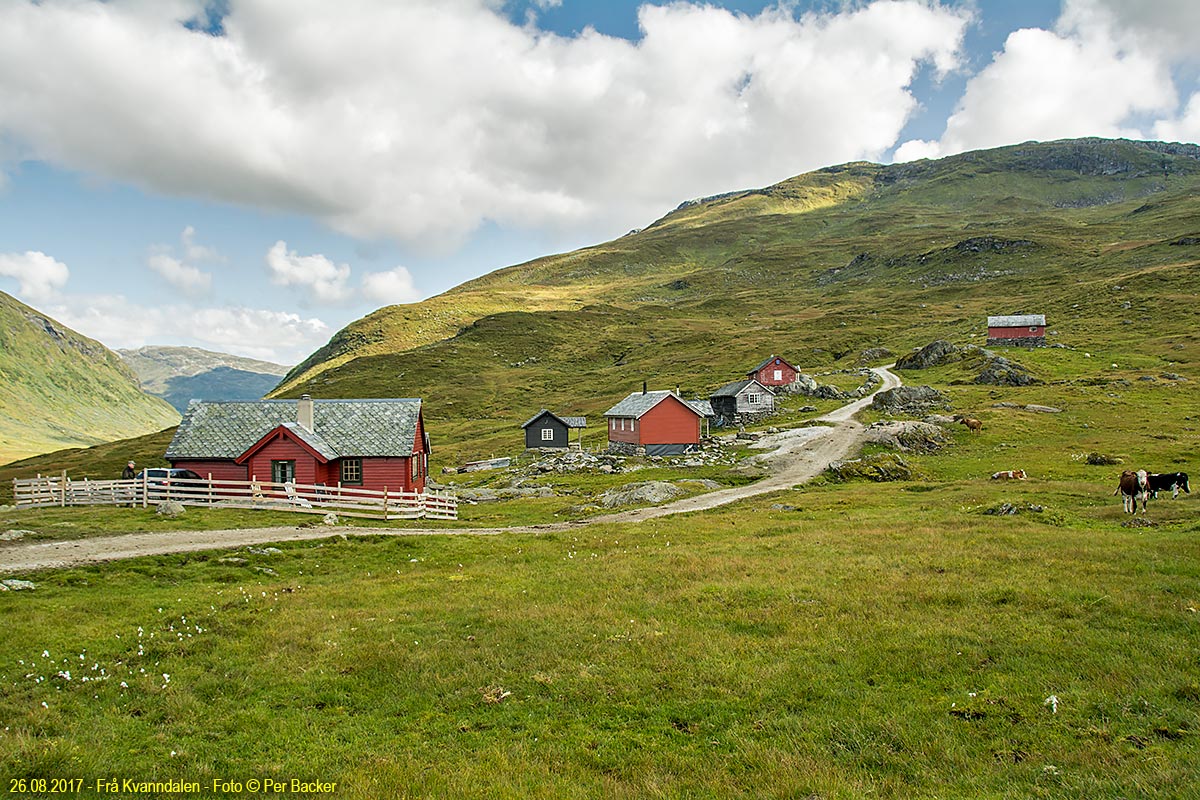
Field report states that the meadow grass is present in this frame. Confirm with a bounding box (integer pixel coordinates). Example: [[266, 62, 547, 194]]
[[1, 481, 1197, 798]]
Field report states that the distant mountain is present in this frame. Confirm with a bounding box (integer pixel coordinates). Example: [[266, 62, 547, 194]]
[[119, 346, 290, 413], [0, 291, 180, 465]]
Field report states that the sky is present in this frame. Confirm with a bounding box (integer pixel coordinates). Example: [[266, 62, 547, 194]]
[[1, 0, 1198, 366]]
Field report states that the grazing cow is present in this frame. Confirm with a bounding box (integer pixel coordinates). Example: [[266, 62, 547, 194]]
[[1147, 472, 1190, 499], [991, 469, 1027, 480], [955, 415, 983, 433], [1115, 469, 1150, 514]]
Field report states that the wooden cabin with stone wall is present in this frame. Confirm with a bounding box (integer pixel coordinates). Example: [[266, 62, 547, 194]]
[[522, 410, 586, 450], [709, 379, 775, 426]]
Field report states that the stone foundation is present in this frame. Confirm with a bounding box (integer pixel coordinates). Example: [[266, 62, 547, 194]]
[[987, 337, 1045, 348]]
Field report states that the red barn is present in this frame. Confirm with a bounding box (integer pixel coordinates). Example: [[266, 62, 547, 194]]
[[166, 395, 430, 493], [604, 389, 703, 456], [748, 355, 798, 387], [987, 314, 1046, 347]]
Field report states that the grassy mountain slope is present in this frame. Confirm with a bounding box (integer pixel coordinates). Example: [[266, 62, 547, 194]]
[[0, 292, 180, 465], [270, 138, 1200, 463], [119, 346, 290, 413]]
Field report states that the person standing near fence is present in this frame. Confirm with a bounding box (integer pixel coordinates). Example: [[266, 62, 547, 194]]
[[122, 461, 136, 479]]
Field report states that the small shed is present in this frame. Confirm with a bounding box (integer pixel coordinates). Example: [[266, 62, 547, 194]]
[[522, 409, 586, 449], [604, 389, 703, 456], [710, 379, 774, 426], [748, 355, 798, 387], [987, 314, 1046, 347]]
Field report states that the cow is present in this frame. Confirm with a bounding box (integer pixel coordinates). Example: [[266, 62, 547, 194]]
[[1147, 472, 1190, 499], [955, 415, 983, 433], [991, 469, 1027, 480], [1115, 469, 1150, 514]]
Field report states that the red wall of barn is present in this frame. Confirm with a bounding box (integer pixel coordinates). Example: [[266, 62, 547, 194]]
[[988, 326, 1045, 339], [639, 397, 699, 445], [169, 459, 247, 482], [607, 417, 640, 445], [753, 360, 797, 386], [360, 457, 418, 493]]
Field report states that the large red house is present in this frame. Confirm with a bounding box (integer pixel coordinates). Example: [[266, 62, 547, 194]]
[[166, 395, 430, 493], [747, 355, 798, 387], [604, 389, 703, 456]]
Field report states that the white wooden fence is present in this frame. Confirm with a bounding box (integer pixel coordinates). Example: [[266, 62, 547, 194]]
[[12, 472, 457, 521]]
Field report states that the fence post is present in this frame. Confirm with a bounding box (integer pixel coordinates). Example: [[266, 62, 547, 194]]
[[208, 474, 213, 505], [61, 470, 67, 507], [382, 486, 389, 520], [142, 470, 148, 509]]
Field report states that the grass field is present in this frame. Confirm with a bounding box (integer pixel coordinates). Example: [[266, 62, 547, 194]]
[[2, 480, 1197, 798]]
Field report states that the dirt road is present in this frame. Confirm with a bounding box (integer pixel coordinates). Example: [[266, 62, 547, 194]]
[[0, 366, 900, 573]]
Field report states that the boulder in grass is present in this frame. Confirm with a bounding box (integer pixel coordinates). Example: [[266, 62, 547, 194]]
[[1, 579, 36, 591], [156, 501, 186, 518], [598, 481, 684, 509], [826, 453, 914, 483]]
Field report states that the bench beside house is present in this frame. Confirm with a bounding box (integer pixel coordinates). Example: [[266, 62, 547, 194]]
[[709, 378, 775, 427], [522, 409, 586, 450], [987, 314, 1046, 347], [166, 395, 431, 493], [604, 389, 703, 456]]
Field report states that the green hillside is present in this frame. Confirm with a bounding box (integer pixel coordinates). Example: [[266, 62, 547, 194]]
[[270, 137, 1200, 463], [0, 292, 180, 465]]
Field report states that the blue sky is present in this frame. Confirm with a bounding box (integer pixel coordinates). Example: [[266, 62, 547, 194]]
[[1, 0, 1197, 365]]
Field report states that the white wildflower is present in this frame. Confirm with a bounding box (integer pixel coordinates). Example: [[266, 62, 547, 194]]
[[1044, 695, 1059, 714]]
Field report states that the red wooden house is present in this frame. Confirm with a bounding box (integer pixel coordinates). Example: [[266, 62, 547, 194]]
[[604, 389, 703, 456], [166, 395, 431, 493], [986, 314, 1046, 347], [748, 355, 798, 387]]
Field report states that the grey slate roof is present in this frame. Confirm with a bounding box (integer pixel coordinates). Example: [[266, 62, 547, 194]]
[[166, 398, 422, 460], [686, 399, 715, 418], [987, 314, 1045, 327], [521, 410, 587, 429], [750, 354, 795, 372], [711, 379, 769, 398], [604, 390, 702, 419]]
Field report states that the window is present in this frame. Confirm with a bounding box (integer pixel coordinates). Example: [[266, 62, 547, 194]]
[[341, 458, 362, 485], [541, 427, 555, 441], [271, 460, 295, 484], [773, 369, 783, 381], [747, 393, 761, 405]]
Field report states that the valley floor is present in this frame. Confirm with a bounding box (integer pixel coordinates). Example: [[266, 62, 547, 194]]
[[0, 369, 900, 573]]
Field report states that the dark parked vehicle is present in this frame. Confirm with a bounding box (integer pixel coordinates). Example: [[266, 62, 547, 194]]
[[134, 468, 204, 500]]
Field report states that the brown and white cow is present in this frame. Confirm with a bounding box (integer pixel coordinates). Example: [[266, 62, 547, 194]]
[[991, 469, 1027, 480], [1115, 469, 1150, 514], [955, 415, 983, 433]]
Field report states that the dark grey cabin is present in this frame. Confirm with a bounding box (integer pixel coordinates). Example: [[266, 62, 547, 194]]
[[709, 379, 774, 426], [522, 410, 587, 449]]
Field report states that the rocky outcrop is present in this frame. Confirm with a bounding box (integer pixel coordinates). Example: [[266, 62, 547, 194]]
[[826, 453, 914, 482], [896, 340, 1040, 386], [895, 340, 961, 370], [597, 481, 684, 508], [871, 385, 951, 415], [864, 421, 950, 453]]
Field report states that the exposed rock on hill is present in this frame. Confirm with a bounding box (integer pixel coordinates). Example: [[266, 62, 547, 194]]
[[826, 453, 914, 482], [871, 386, 951, 415], [896, 341, 1040, 387], [865, 421, 950, 453]]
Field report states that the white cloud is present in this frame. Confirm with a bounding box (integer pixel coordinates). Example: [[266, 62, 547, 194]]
[[1156, 93, 1200, 144], [0, 251, 70, 302], [180, 225, 223, 263], [0, 0, 970, 248], [361, 266, 421, 305], [265, 241, 353, 304], [897, 0, 1194, 160], [147, 253, 212, 296], [47, 293, 327, 365]]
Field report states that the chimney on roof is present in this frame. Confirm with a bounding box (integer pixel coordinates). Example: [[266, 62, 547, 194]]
[[298, 394, 314, 431], [642, 381, 647, 395]]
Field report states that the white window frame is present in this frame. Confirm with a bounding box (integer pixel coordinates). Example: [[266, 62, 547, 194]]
[[773, 369, 783, 381], [541, 427, 555, 441]]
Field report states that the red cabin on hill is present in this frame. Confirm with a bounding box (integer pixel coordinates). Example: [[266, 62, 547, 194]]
[[987, 314, 1046, 347], [748, 355, 798, 387], [604, 389, 703, 456], [166, 395, 430, 493]]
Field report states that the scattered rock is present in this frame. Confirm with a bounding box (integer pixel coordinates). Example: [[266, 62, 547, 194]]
[[826, 453, 914, 482], [865, 421, 950, 453], [322, 513, 339, 526], [677, 479, 722, 490], [1086, 452, 1123, 466], [254, 567, 278, 576], [769, 503, 801, 512], [0, 579, 36, 591], [217, 557, 249, 566], [1160, 373, 1187, 381], [597, 481, 684, 508], [247, 546, 282, 555], [976, 356, 1038, 386], [993, 402, 1062, 413], [155, 501, 185, 518], [871, 385, 952, 415], [857, 347, 893, 365], [896, 340, 961, 370], [1121, 517, 1157, 528], [1, 529, 33, 541], [983, 503, 1044, 516]]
